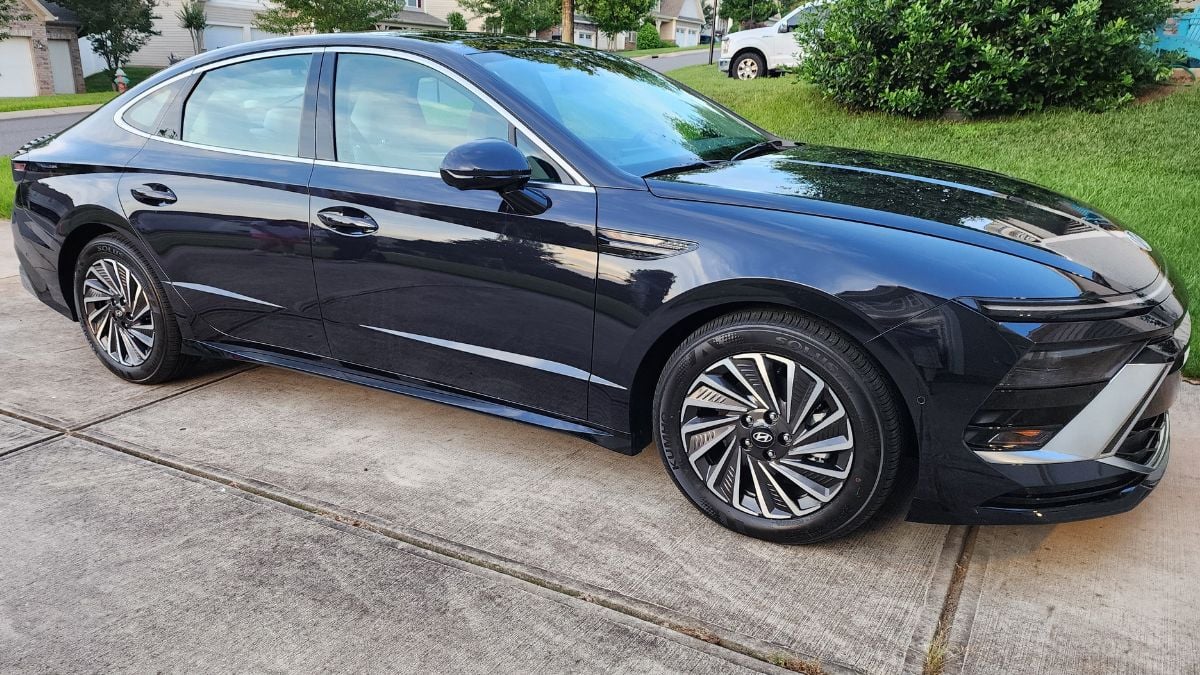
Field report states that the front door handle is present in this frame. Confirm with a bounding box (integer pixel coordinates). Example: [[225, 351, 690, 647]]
[[316, 207, 379, 236], [130, 183, 177, 206]]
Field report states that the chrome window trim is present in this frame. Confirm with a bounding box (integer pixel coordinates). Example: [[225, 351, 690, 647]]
[[113, 47, 325, 164], [326, 46, 590, 187], [312, 158, 594, 193]]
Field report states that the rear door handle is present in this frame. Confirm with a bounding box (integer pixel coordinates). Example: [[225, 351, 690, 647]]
[[130, 183, 177, 206], [316, 207, 379, 236]]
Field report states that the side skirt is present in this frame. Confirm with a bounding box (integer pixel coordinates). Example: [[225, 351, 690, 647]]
[[189, 340, 635, 453]]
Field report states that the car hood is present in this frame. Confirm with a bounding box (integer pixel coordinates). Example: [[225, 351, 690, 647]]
[[726, 26, 776, 41], [645, 145, 1162, 295]]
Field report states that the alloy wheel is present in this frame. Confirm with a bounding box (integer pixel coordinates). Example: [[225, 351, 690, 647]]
[[679, 352, 854, 519], [81, 258, 155, 367]]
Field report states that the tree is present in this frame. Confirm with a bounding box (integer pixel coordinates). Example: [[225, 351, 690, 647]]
[[701, 0, 713, 28], [578, 0, 655, 41], [176, 0, 207, 55], [254, 0, 400, 34], [0, 0, 32, 42], [719, 0, 777, 29], [459, 0, 559, 36], [446, 10, 468, 30], [58, 0, 160, 76]]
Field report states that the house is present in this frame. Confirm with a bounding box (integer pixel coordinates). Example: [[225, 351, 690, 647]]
[[650, 0, 704, 47], [0, 0, 84, 96], [377, 0, 451, 30], [536, 15, 634, 50]]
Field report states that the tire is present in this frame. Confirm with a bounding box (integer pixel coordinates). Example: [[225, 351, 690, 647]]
[[73, 233, 196, 384], [653, 309, 905, 543], [732, 52, 765, 80]]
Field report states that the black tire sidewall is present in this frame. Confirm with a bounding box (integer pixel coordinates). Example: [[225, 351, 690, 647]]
[[736, 53, 765, 79], [74, 235, 175, 383], [655, 319, 889, 543]]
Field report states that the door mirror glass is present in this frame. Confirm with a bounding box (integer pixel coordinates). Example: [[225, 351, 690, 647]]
[[440, 139, 531, 192]]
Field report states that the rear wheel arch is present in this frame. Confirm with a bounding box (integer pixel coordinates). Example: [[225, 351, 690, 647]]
[[56, 209, 141, 320], [625, 281, 924, 455]]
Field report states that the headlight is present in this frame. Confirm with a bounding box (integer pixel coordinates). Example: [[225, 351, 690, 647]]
[[966, 276, 1174, 322], [999, 342, 1141, 389], [721, 40, 730, 55]]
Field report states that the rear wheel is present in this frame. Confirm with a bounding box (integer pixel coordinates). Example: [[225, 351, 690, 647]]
[[732, 52, 765, 80], [74, 233, 196, 384], [653, 309, 904, 543]]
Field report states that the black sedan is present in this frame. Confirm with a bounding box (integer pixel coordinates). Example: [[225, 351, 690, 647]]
[[9, 33, 1189, 543]]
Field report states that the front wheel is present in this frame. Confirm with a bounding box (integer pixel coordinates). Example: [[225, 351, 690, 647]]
[[653, 310, 905, 543], [732, 52, 766, 80]]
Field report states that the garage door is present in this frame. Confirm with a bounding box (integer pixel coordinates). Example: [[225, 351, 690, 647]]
[[49, 39, 75, 94], [204, 25, 246, 51], [0, 37, 38, 97], [576, 30, 593, 47], [675, 27, 699, 47]]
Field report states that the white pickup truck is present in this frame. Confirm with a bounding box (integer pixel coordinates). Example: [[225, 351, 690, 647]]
[[718, 2, 825, 79]]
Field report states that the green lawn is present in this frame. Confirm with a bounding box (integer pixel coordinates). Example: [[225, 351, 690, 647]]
[[0, 157, 11, 220], [672, 65, 1200, 376], [0, 92, 116, 113], [84, 65, 162, 93], [622, 44, 710, 58]]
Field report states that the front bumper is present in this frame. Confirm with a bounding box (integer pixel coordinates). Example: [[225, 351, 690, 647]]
[[906, 291, 1188, 525], [717, 58, 730, 73]]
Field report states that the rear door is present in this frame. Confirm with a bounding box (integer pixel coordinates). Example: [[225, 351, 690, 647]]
[[307, 49, 599, 420], [117, 49, 330, 356]]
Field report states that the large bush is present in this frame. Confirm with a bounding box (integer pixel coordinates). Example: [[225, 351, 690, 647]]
[[795, 0, 1176, 117], [637, 22, 664, 49]]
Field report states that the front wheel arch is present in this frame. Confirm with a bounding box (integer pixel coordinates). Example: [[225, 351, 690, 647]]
[[625, 284, 925, 456], [728, 49, 767, 78]]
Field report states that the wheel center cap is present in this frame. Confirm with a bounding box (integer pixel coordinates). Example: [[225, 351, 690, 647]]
[[750, 427, 775, 448]]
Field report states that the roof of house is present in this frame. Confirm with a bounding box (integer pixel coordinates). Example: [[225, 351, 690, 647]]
[[381, 9, 450, 28], [39, 0, 80, 25], [657, 0, 704, 23]]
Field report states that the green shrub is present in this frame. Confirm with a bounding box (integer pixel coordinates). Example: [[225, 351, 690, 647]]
[[446, 11, 468, 30], [637, 22, 664, 49], [795, 0, 1176, 117]]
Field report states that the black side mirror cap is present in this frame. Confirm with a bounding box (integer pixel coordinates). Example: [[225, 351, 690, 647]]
[[440, 138, 531, 192]]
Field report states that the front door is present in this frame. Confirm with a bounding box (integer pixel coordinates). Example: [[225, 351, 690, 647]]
[[308, 50, 598, 420], [120, 50, 329, 355]]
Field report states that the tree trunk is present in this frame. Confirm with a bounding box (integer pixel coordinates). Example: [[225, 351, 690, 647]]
[[562, 0, 574, 44]]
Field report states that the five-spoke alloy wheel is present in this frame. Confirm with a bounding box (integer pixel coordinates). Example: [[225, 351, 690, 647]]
[[654, 310, 905, 543]]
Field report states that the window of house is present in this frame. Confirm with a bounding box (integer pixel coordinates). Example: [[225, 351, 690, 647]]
[[333, 54, 509, 172], [182, 54, 311, 156], [405, 0, 420, 7]]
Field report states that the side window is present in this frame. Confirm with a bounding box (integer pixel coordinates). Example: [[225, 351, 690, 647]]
[[516, 130, 564, 184], [182, 54, 311, 156], [123, 81, 184, 136], [334, 54, 509, 172]]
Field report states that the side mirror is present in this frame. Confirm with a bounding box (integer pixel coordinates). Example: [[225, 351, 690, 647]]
[[441, 138, 531, 192], [440, 138, 550, 215], [777, 22, 790, 33]]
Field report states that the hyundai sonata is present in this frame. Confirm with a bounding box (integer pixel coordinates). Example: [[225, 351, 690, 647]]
[[9, 33, 1190, 543]]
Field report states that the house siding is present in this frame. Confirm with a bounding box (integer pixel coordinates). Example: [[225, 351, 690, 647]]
[[424, 0, 488, 31], [128, 0, 267, 66]]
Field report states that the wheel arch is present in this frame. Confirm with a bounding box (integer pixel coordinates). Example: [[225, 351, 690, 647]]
[[727, 47, 766, 77], [624, 279, 927, 457], [56, 207, 140, 320]]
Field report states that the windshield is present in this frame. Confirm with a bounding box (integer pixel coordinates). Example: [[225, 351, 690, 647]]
[[475, 49, 767, 176]]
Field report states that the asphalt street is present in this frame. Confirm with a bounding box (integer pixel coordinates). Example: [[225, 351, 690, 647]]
[[0, 108, 94, 155], [638, 49, 718, 73]]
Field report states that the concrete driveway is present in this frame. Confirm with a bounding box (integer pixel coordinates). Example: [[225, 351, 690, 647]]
[[1, 221, 1197, 674]]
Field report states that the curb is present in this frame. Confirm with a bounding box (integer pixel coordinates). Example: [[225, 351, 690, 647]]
[[0, 104, 104, 122]]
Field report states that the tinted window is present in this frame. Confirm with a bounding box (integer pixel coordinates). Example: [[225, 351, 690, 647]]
[[123, 82, 181, 135], [334, 54, 509, 172], [182, 54, 311, 156], [477, 51, 765, 176]]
